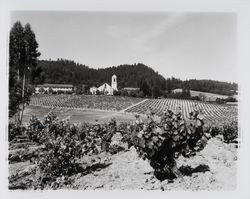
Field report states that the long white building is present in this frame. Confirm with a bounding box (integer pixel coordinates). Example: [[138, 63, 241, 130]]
[[35, 84, 74, 94]]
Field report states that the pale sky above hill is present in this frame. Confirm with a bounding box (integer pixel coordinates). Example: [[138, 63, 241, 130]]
[[11, 11, 237, 83]]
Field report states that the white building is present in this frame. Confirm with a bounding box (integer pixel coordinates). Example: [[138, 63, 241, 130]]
[[97, 83, 114, 95], [90, 74, 118, 95], [35, 84, 74, 94], [89, 86, 97, 95], [122, 87, 140, 94]]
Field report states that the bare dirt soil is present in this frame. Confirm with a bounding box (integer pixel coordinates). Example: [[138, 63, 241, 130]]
[[71, 136, 237, 190], [9, 135, 237, 191]]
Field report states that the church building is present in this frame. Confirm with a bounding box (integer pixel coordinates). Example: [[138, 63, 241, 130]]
[[90, 74, 118, 95]]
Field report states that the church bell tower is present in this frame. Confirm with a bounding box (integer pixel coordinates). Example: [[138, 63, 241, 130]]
[[111, 74, 117, 90]]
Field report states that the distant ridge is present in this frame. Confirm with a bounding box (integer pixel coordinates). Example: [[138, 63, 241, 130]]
[[33, 59, 237, 96]]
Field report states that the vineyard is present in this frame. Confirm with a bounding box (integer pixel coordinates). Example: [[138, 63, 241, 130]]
[[14, 94, 237, 190], [8, 110, 238, 190], [30, 95, 144, 111], [8, 16, 240, 192], [125, 98, 237, 124], [29, 95, 237, 125]]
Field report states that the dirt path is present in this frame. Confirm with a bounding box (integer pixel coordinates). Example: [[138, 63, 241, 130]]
[[120, 99, 148, 112]]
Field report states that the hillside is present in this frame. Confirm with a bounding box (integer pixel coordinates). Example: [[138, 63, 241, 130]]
[[173, 89, 231, 101], [35, 59, 166, 92], [184, 79, 237, 96], [33, 59, 237, 96]]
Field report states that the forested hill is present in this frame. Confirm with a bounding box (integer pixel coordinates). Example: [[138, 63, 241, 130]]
[[35, 59, 167, 91], [34, 59, 237, 96], [183, 79, 238, 96]]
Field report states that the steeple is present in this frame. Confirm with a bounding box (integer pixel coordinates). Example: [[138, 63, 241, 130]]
[[111, 74, 117, 90]]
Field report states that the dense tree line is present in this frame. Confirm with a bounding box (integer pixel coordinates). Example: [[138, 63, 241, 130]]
[[36, 59, 237, 97], [183, 79, 237, 96], [37, 60, 167, 97]]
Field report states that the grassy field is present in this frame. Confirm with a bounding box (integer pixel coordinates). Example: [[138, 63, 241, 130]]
[[23, 105, 145, 124]]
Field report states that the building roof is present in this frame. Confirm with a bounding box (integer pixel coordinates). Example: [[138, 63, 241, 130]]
[[123, 87, 140, 90], [98, 83, 112, 90], [37, 84, 73, 88], [226, 102, 238, 105]]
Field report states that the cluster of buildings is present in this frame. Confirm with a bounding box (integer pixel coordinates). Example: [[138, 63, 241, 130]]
[[35, 74, 139, 95], [35, 84, 74, 94], [89, 74, 117, 95]]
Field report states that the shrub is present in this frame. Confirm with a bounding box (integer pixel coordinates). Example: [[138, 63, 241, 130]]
[[27, 113, 119, 188], [34, 115, 82, 188], [126, 108, 206, 180], [8, 122, 25, 142], [77, 118, 117, 155], [26, 116, 46, 143], [65, 90, 73, 95], [48, 87, 53, 94], [38, 87, 45, 94], [96, 90, 102, 95], [57, 90, 64, 95], [79, 123, 104, 155], [225, 97, 237, 102], [103, 118, 118, 151], [127, 90, 138, 98], [114, 90, 122, 96], [222, 121, 238, 143], [190, 96, 201, 101], [38, 125, 82, 175], [205, 125, 221, 137], [120, 89, 128, 97], [137, 90, 145, 98], [108, 143, 125, 155], [26, 112, 60, 143]]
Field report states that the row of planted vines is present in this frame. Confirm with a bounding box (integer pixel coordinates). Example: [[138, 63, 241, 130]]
[[125, 98, 237, 124], [30, 95, 237, 124], [30, 95, 144, 111]]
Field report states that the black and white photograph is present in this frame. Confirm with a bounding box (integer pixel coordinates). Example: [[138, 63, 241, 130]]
[[1, 0, 250, 198]]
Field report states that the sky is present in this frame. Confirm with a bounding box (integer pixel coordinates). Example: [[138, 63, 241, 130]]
[[11, 11, 237, 82]]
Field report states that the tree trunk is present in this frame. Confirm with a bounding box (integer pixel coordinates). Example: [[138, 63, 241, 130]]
[[17, 68, 20, 81], [22, 72, 25, 100], [171, 164, 183, 178], [163, 159, 183, 179], [19, 72, 26, 125]]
